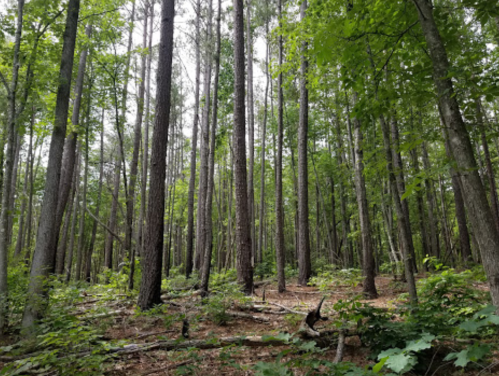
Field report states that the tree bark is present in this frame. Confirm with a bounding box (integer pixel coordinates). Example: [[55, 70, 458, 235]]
[[138, 1, 155, 258], [0, 0, 25, 332], [22, 0, 80, 329], [233, 0, 253, 294], [412, 0, 499, 307], [137, 0, 175, 310], [390, 115, 418, 273], [274, 0, 286, 293], [200, 0, 222, 295], [185, 0, 201, 278], [350, 93, 377, 299], [195, 0, 214, 271], [53, 24, 92, 273], [14, 109, 34, 258], [246, 0, 256, 266], [297, 0, 311, 286]]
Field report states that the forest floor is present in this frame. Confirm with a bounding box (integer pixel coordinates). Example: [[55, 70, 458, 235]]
[[1, 273, 497, 375], [84, 276, 496, 375]]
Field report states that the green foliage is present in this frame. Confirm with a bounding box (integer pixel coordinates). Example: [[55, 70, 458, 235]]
[[375, 333, 435, 374], [308, 268, 363, 292], [1, 281, 120, 376], [408, 269, 490, 334], [444, 343, 491, 368]]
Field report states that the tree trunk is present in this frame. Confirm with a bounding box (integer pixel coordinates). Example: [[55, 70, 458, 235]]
[[0, 0, 25, 332], [14, 109, 34, 258], [297, 0, 311, 286], [125, 3, 148, 263], [409, 143, 430, 261], [233, 0, 253, 294], [85, 110, 105, 282], [258, 16, 269, 266], [66, 153, 81, 283], [200, 0, 222, 295], [379, 114, 417, 302], [137, 0, 175, 310], [195, 0, 214, 271], [275, 0, 286, 293], [421, 142, 440, 258], [138, 1, 155, 258], [246, 0, 255, 266], [22, 0, 80, 329], [476, 99, 499, 234], [442, 129, 472, 264], [53, 24, 92, 274], [412, 0, 499, 307], [185, 0, 201, 278], [390, 115, 418, 273], [350, 94, 377, 299]]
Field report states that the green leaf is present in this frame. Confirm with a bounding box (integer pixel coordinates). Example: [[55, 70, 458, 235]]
[[373, 357, 388, 373], [385, 353, 416, 374]]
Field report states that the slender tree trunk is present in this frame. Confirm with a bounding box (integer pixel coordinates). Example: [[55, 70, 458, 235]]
[[409, 145, 430, 261], [350, 93, 377, 299], [297, 0, 311, 286], [274, 0, 286, 293], [138, 0, 175, 310], [185, 0, 201, 278], [442, 127, 472, 264], [195, 0, 214, 271], [246, 0, 255, 266], [379, 114, 417, 302], [412, 0, 499, 307], [24, 144, 41, 263], [138, 1, 155, 258], [75, 139, 89, 281], [437, 175, 453, 264], [0, 0, 25, 332], [15, 109, 34, 258], [200, 0, 221, 295], [55, 169, 76, 275], [66, 155, 81, 283], [476, 99, 499, 234], [390, 115, 418, 273], [421, 142, 440, 258], [22, 0, 80, 329], [233, 0, 253, 294], [258, 23, 269, 266], [86, 110, 105, 282]]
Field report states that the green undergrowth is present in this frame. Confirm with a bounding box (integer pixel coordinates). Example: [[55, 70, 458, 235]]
[[1, 265, 498, 375]]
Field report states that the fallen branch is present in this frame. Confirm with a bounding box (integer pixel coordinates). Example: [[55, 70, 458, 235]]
[[267, 302, 307, 316]]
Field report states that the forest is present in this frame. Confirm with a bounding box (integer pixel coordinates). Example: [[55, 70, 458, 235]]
[[0, 0, 499, 374]]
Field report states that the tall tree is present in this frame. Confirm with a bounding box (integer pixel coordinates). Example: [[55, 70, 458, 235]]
[[185, 0, 201, 278], [138, 0, 175, 310], [275, 0, 286, 293], [233, 0, 253, 295], [201, 0, 222, 295], [412, 0, 499, 307], [0, 0, 25, 333], [22, 0, 81, 329], [297, 0, 311, 286], [246, 0, 255, 265]]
